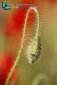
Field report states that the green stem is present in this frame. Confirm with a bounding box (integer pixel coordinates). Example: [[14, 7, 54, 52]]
[[5, 6, 40, 85]]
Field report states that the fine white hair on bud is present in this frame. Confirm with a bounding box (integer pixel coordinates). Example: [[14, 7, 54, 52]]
[[26, 36, 41, 64]]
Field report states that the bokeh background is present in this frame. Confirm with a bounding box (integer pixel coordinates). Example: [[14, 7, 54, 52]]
[[0, 0, 57, 85]]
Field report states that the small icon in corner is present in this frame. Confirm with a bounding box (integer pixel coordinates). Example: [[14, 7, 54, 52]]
[[2, 2, 11, 10]]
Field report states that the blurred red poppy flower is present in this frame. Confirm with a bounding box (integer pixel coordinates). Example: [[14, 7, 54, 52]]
[[4, 9, 27, 37], [0, 53, 18, 85]]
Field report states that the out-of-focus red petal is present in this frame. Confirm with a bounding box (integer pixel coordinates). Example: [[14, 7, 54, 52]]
[[0, 53, 19, 85], [4, 9, 27, 36]]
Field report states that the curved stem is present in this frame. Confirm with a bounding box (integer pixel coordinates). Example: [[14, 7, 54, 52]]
[[5, 6, 40, 85]]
